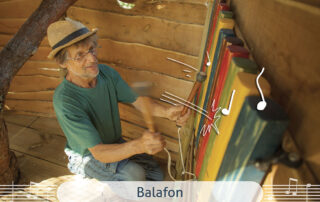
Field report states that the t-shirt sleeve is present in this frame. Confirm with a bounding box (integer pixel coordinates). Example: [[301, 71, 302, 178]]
[[103, 65, 138, 103], [54, 101, 102, 155]]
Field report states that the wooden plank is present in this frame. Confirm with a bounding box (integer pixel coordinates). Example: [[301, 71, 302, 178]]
[[7, 91, 54, 101], [121, 120, 178, 153], [8, 75, 60, 92], [0, 18, 25, 34], [29, 117, 64, 137], [0, 0, 41, 18], [5, 100, 55, 116], [0, 46, 51, 60], [0, 34, 49, 46], [9, 124, 68, 167], [118, 103, 178, 139], [3, 111, 38, 127], [67, 7, 204, 56], [6, 122, 28, 140], [98, 38, 198, 80], [13, 151, 71, 183], [0, 34, 12, 46], [30, 46, 51, 60], [73, 0, 207, 25], [17, 61, 61, 77]]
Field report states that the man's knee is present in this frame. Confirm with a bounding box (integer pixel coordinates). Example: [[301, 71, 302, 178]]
[[119, 161, 146, 181], [146, 166, 164, 181]]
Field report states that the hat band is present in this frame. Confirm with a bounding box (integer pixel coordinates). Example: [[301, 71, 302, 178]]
[[52, 27, 90, 50]]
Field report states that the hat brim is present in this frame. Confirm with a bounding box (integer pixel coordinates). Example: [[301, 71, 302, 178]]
[[47, 28, 98, 59]]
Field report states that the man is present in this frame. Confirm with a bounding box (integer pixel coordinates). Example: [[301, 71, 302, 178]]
[[47, 18, 190, 181]]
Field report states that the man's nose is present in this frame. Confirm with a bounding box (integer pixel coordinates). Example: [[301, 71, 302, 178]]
[[87, 51, 97, 62]]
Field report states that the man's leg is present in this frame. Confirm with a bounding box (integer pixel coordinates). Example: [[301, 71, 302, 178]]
[[116, 138, 164, 181], [114, 159, 146, 181], [66, 147, 162, 181], [129, 153, 164, 181], [82, 156, 147, 181], [66, 152, 145, 181]]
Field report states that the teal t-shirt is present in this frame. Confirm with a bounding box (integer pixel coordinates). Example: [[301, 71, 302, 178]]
[[53, 64, 138, 156]]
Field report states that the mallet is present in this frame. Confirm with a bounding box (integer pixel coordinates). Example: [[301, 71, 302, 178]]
[[132, 81, 156, 132], [180, 71, 207, 116], [132, 82, 177, 180]]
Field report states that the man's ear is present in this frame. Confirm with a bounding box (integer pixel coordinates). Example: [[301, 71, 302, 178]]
[[59, 62, 67, 69], [58, 62, 68, 78]]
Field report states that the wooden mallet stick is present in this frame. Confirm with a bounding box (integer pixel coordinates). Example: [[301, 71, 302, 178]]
[[132, 82, 156, 132], [180, 71, 207, 116]]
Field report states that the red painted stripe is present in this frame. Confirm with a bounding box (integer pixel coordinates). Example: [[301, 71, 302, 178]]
[[195, 3, 229, 105]]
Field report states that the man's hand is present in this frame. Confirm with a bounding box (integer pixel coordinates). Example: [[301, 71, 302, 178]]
[[166, 105, 191, 126], [139, 130, 166, 155]]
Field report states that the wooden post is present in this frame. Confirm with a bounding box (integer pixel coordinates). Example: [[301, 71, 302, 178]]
[[0, 0, 77, 186]]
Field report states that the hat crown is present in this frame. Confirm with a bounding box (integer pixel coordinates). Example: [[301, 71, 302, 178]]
[[47, 18, 87, 48]]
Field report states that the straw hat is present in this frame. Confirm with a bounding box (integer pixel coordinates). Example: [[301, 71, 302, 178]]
[[47, 18, 97, 59]]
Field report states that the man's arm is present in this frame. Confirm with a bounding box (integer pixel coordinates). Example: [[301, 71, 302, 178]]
[[132, 96, 190, 126], [88, 130, 166, 163]]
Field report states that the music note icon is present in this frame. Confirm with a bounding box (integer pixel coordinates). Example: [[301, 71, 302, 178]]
[[222, 90, 235, 116], [256, 67, 267, 111], [306, 183, 311, 202], [286, 178, 298, 196], [206, 51, 211, 67]]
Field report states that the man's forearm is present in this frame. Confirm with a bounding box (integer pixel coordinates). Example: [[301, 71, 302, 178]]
[[88, 139, 143, 163]]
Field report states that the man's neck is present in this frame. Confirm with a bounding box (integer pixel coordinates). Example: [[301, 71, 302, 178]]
[[66, 72, 97, 88]]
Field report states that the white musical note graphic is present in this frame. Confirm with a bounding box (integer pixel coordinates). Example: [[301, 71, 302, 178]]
[[306, 183, 311, 202], [256, 67, 267, 111], [0, 181, 57, 201], [286, 178, 298, 195], [263, 178, 320, 201], [206, 51, 211, 67], [222, 90, 235, 116]]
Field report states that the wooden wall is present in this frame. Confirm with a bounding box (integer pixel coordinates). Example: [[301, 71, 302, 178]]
[[0, 0, 208, 162], [228, 0, 320, 181]]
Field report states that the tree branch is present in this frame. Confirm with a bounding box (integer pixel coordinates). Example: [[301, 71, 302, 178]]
[[0, 0, 77, 98]]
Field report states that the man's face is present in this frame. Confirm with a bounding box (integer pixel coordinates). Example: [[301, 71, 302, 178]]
[[64, 40, 99, 79]]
